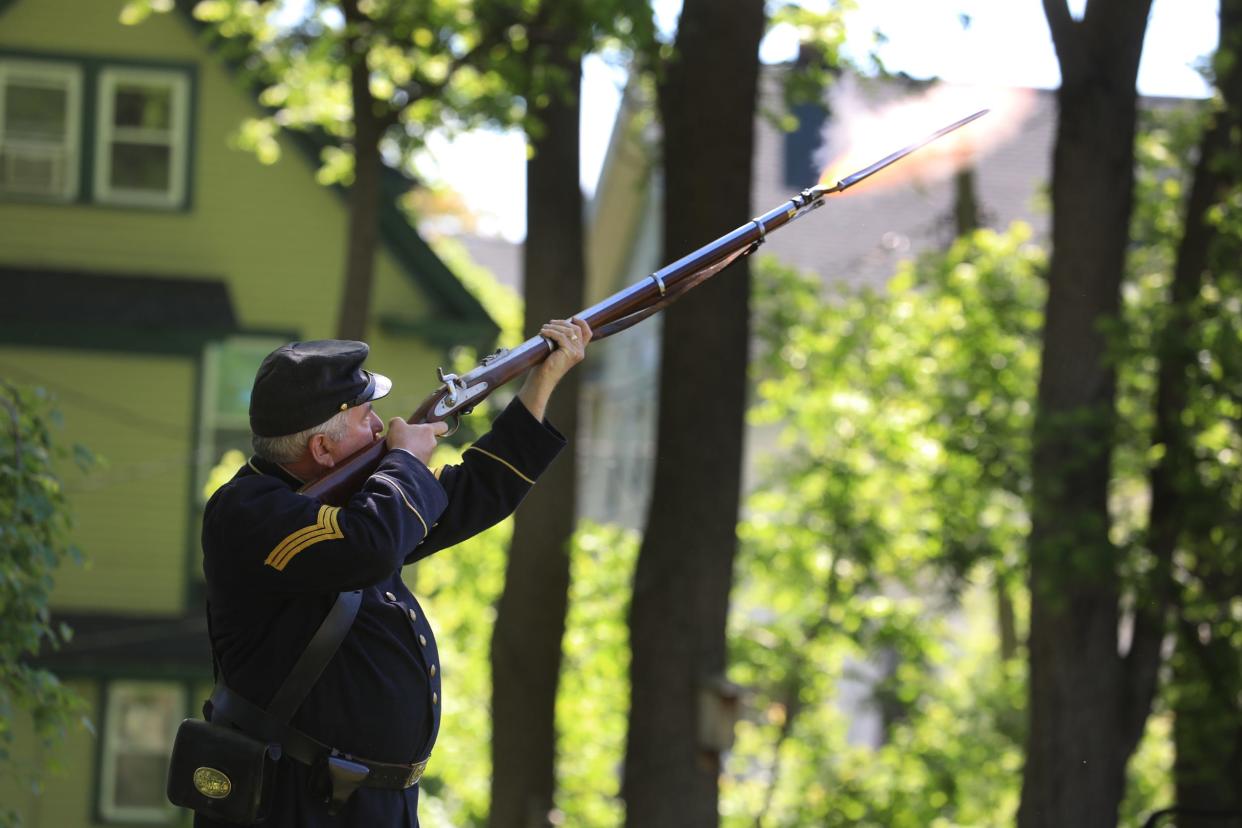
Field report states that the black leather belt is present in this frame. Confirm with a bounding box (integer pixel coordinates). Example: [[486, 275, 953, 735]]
[[340, 752, 428, 789], [208, 685, 427, 791]]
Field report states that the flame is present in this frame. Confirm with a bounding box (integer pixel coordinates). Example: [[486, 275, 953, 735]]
[[816, 83, 1036, 194]]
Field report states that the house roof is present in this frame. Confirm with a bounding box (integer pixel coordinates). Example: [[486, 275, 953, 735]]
[[36, 612, 211, 680], [452, 233, 524, 292], [166, 0, 499, 349], [0, 266, 239, 353]]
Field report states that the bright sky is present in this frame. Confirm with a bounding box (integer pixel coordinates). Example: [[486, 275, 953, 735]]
[[417, 0, 1219, 241]]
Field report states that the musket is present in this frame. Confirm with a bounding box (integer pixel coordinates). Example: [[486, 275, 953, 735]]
[[303, 109, 989, 505]]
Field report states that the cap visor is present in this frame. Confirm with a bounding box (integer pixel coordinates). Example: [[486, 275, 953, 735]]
[[367, 371, 393, 402]]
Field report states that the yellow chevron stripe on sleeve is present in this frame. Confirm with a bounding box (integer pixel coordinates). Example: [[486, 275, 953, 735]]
[[265, 518, 331, 565], [265, 505, 344, 571], [463, 446, 535, 485]]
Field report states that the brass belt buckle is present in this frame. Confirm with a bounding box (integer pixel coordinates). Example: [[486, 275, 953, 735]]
[[404, 758, 428, 789]]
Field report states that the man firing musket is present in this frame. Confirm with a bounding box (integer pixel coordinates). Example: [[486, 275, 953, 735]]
[[167, 110, 987, 827]]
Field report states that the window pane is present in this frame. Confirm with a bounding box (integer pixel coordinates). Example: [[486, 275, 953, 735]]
[[214, 341, 279, 423], [114, 754, 169, 809], [4, 82, 67, 140], [113, 83, 171, 130], [120, 697, 176, 750], [0, 151, 64, 194], [102, 682, 182, 821], [109, 141, 170, 191]]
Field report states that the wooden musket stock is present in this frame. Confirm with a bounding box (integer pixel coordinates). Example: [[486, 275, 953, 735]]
[[301, 109, 988, 505]]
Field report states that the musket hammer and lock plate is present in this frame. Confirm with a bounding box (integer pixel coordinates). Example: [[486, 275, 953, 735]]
[[432, 367, 490, 430]]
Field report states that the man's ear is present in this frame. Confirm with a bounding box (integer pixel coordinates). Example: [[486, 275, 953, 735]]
[[307, 433, 335, 468]]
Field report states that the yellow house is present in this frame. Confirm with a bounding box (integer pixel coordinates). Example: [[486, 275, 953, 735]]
[[0, 0, 496, 824]]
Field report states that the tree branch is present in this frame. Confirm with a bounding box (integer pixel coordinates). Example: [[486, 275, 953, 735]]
[[1041, 0, 1077, 57]]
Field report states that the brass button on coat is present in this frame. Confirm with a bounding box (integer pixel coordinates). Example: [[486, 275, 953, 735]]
[[408, 608, 417, 621], [432, 692, 438, 705], [384, 591, 396, 601], [419, 634, 427, 646], [429, 664, 436, 677]]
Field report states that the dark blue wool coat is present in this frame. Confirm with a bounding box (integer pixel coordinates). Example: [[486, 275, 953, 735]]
[[196, 400, 564, 827]]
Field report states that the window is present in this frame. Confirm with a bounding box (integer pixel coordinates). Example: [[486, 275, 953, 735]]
[[0, 60, 81, 200], [0, 55, 193, 209], [94, 67, 189, 208], [199, 337, 284, 501], [784, 100, 828, 188], [98, 681, 184, 824]]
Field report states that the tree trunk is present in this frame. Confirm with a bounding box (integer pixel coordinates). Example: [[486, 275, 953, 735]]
[[953, 166, 982, 238], [623, 2, 764, 826], [1018, 3, 1152, 827], [489, 42, 584, 828], [1165, 2, 1242, 823], [335, 0, 383, 341]]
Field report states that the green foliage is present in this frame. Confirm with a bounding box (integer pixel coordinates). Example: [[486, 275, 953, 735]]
[[203, 448, 247, 500], [721, 102, 1241, 826], [374, 102, 1237, 827], [0, 384, 91, 828], [408, 442, 503, 824], [769, 0, 852, 111], [1129, 102, 1242, 816], [138, 0, 655, 181], [751, 225, 1044, 585], [393, 217, 1179, 827], [725, 231, 1046, 826], [119, 0, 174, 26], [429, 235, 524, 349], [725, 580, 1027, 828], [555, 523, 638, 825], [406, 512, 637, 825], [1120, 713, 1175, 828]]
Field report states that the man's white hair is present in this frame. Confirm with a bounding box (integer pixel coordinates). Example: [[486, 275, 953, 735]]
[[252, 409, 351, 465]]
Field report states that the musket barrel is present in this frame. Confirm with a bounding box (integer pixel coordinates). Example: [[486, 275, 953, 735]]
[[576, 192, 820, 329], [303, 111, 988, 504]]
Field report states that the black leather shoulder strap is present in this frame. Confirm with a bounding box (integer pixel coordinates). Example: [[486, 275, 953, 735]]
[[264, 590, 363, 723]]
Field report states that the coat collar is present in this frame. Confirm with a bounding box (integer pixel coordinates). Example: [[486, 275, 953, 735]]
[[245, 455, 306, 490]]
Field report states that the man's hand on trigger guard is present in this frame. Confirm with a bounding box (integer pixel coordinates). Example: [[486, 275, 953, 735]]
[[386, 418, 448, 466]]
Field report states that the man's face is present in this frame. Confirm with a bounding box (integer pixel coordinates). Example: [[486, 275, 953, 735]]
[[326, 401, 384, 462]]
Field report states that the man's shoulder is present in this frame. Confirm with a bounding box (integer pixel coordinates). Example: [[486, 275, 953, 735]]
[[204, 468, 305, 527], [208, 465, 277, 502]]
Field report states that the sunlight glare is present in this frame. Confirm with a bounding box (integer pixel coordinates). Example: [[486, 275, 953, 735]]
[[817, 83, 1035, 195]]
